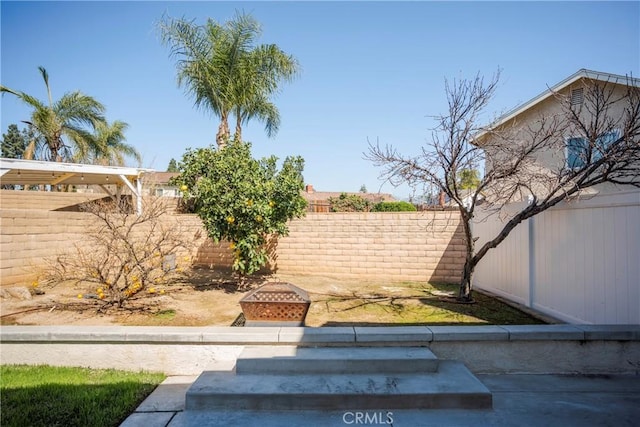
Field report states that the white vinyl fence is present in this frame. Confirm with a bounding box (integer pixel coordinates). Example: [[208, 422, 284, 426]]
[[472, 190, 640, 324]]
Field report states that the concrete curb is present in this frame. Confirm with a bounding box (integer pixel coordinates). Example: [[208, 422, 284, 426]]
[[2, 324, 639, 344], [2, 325, 639, 375]]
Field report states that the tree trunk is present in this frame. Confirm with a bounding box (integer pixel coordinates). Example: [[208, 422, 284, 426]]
[[458, 210, 475, 302], [48, 139, 59, 162], [216, 114, 230, 148], [458, 257, 476, 302], [235, 114, 242, 143]]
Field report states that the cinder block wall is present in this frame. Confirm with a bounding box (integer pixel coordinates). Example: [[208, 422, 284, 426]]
[[276, 212, 464, 282], [191, 212, 465, 282], [0, 190, 106, 211], [0, 209, 203, 286], [0, 191, 465, 285], [0, 210, 96, 285]]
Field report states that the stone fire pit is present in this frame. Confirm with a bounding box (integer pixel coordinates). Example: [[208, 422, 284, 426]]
[[239, 282, 311, 326]]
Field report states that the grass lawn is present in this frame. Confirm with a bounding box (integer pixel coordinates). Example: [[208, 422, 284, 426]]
[[0, 365, 165, 427], [301, 280, 546, 326]]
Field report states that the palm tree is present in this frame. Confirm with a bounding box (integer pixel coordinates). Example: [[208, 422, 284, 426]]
[[76, 120, 142, 166], [159, 12, 299, 148], [1, 66, 106, 162]]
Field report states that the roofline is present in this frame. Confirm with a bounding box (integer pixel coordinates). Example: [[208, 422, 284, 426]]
[[0, 158, 157, 214], [0, 157, 155, 177], [474, 69, 640, 141]]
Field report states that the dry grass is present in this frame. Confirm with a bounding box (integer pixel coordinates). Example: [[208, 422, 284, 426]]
[[1, 270, 545, 326]]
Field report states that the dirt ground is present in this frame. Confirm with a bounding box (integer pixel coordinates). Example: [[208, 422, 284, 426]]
[[0, 269, 546, 327]]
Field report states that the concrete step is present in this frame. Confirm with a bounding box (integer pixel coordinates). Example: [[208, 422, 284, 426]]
[[235, 346, 439, 374], [186, 360, 492, 411]]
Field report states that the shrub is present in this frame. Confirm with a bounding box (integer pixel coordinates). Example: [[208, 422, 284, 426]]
[[42, 197, 195, 309], [372, 201, 417, 212], [328, 193, 371, 212], [173, 140, 307, 283]]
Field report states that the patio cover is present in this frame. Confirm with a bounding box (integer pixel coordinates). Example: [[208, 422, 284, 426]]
[[0, 158, 155, 214]]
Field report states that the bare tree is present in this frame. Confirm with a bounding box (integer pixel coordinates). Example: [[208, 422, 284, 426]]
[[42, 196, 196, 310], [367, 71, 640, 302]]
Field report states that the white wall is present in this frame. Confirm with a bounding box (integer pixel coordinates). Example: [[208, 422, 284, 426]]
[[2, 325, 639, 375], [473, 190, 640, 324]]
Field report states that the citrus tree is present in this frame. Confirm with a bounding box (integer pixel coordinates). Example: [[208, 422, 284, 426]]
[[173, 140, 307, 283]]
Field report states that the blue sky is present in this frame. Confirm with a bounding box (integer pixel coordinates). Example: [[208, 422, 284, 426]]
[[2, 1, 638, 199]]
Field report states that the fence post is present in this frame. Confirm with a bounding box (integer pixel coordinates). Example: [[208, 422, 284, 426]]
[[527, 216, 536, 308]]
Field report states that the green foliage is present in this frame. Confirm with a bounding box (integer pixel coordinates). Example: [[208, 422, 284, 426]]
[[1, 124, 28, 159], [174, 140, 307, 278], [1, 67, 137, 165], [167, 158, 179, 172], [457, 168, 481, 190], [328, 193, 372, 212], [77, 120, 140, 166], [372, 201, 417, 212], [1, 67, 105, 161], [154, 309, 177, 320], [159, 12, 300, 147], [0, 365, 164, 427], [359, 184, 367, 193]]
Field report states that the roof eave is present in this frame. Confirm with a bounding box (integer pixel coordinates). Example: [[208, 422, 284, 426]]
[[472, 69, 640, 144], [0, 158, 155, 186]]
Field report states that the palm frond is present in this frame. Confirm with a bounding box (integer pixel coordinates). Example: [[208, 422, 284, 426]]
[[38, 66, 54, 107], [55, 91, 106, 126], [1, 85, 47, 110], [245, 99, 280, 138], [63, 125, 95, 162], [160, 15, 227, 116], [159, 12, 299, 143], [89, 120, 141, 166]]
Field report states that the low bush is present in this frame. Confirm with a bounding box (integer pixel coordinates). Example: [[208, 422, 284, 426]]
[[372, 201, 417, 212], [328, 193, 372, 212]]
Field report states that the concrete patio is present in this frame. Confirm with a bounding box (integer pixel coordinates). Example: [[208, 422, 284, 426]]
[[121, 366, 640, 426], [2, 324, 638, 426]]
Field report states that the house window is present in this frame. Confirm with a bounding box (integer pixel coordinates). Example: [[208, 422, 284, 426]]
[[566, 130, 619, 169], [155, 188, 164, 197]]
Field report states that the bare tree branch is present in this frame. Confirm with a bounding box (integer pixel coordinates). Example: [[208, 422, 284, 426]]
[[367, 71, 640, 301], [41, 197, 196, 309]]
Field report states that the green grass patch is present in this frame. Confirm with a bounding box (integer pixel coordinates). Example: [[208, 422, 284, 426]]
[[154, 309, 176, 320], [0, 365, 165, 427], [309, 281, 545, 326]]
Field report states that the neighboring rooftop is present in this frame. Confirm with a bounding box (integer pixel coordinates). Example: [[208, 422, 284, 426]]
[[144, 172, 180, 186], [302, 184, 395, 203]]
